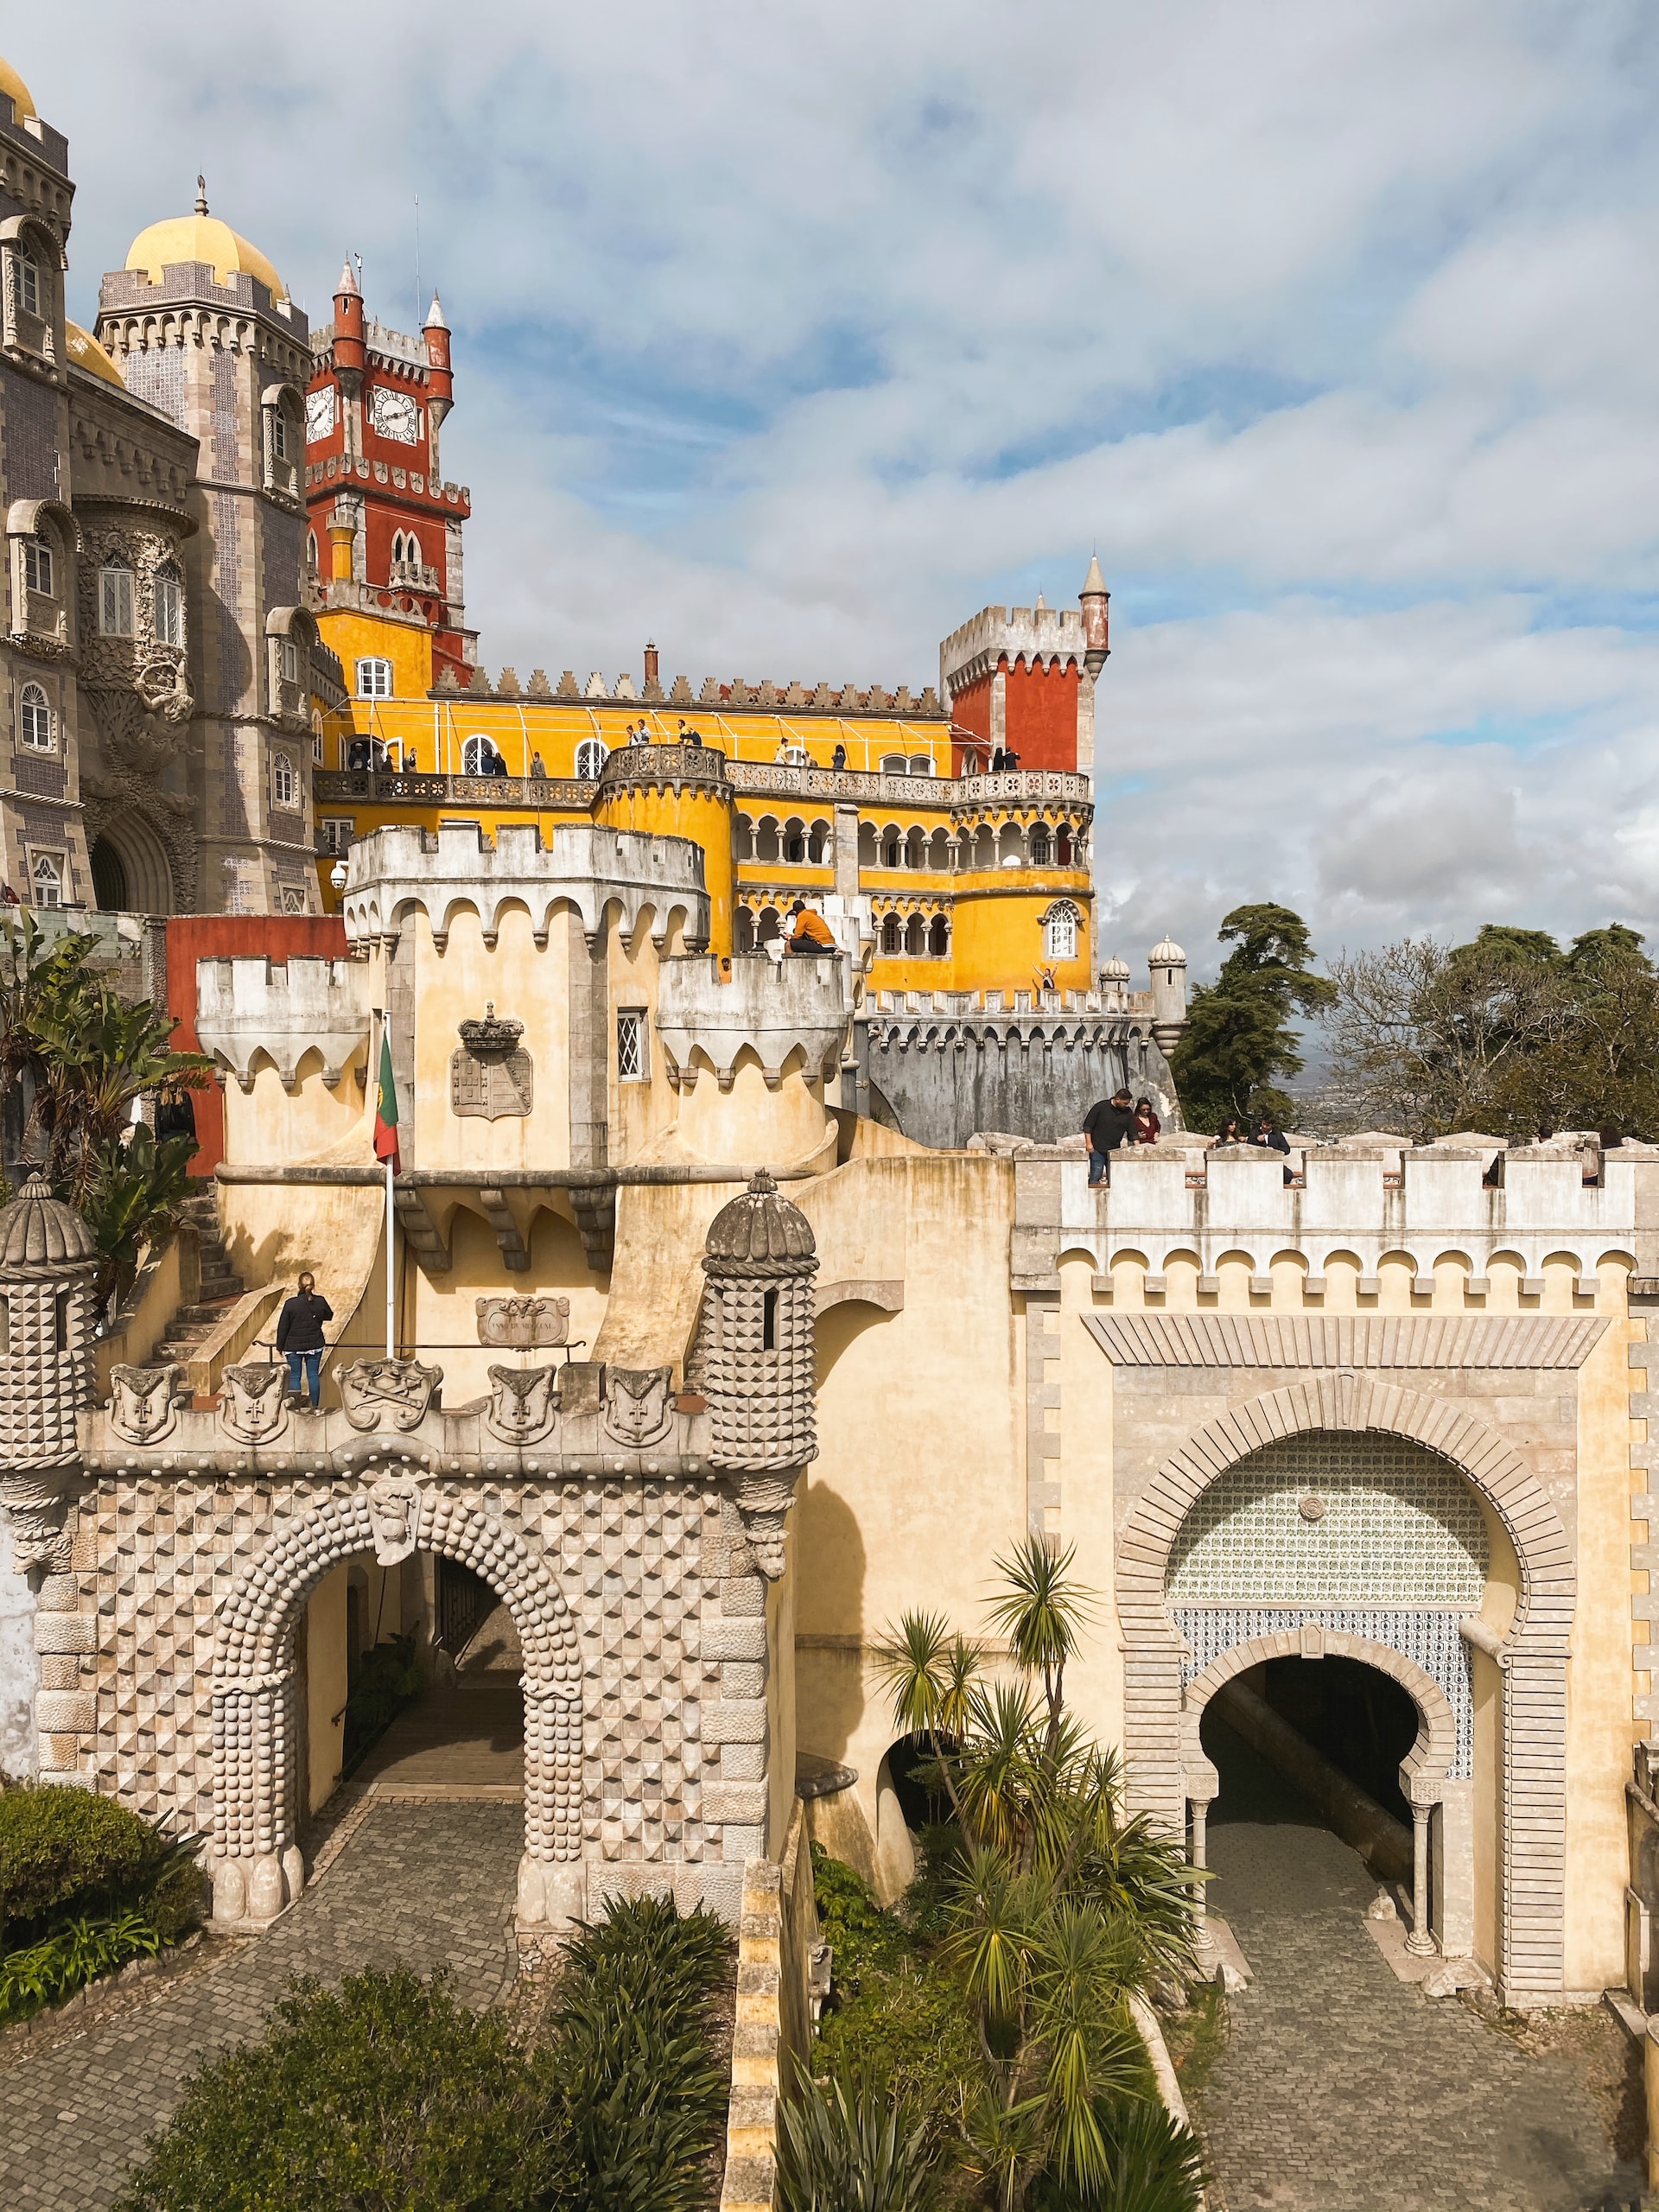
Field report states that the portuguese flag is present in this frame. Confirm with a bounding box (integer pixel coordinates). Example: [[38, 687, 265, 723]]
[[373, 1028, 400, 1173]]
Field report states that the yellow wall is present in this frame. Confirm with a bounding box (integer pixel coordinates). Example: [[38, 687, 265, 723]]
[[597, 778, 734, 959], [317, 606, 434, 708]]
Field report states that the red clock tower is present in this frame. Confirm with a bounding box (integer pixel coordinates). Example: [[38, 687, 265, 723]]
[[303, 261, 477, 700]]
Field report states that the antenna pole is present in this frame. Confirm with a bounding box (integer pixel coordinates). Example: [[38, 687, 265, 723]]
[[415, 195, 421, 325]]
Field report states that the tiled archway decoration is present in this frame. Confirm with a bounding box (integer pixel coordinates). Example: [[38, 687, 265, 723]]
[[1114, 1370, 1573, 2001], [210, 1486, 583, 1930]]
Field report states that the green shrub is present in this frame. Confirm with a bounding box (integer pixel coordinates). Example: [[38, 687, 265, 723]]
[[113, 1896, 734, 2212], [547, 1894, 734, 2211], [113, 1966, 555, 2212], [778, 2074, 938, 2212], [0, 1783, 168, 1938]]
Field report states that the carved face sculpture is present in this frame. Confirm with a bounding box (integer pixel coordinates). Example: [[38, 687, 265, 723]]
[[603, 1366, 674, 1449], [219, 1362, 289, 1444], [339, 1357, 442, 1433], [485, 1363, 559, 1446], [366, 1479, 421, 1565], [108, 1363, 180, 1445]]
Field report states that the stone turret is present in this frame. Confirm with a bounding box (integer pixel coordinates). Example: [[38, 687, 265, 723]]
[[0, 1173, 99, 1573], [700, 1172, 818, 1573], [1149, 936, 1187, 1056]]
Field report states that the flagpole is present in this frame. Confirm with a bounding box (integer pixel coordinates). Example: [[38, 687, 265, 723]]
[[385, 1147, 396, 1362]]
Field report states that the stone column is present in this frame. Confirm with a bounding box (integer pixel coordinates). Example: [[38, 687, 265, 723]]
[[1407, 1803, 1437, 1957], [1189, 1796, 1216, 1960]]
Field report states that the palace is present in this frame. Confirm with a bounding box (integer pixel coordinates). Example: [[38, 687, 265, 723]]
[[9, 42, 1659, 2201]]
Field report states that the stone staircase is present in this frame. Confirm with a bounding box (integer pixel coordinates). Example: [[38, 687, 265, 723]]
[[150, 1185, 247, 1378]]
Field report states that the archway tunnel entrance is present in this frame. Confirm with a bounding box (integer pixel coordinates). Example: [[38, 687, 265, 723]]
[[296, 1547, 527, 1816], [1216, 1654, 1421, 1827]]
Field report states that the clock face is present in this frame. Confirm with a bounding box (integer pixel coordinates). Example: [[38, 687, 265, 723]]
[[371, 385, 420, 445], [305, 385, 336, 443]]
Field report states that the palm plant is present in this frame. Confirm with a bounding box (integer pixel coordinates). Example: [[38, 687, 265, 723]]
[[778, 2075, 938, 2212], [871, 1542, 1203, 2212]]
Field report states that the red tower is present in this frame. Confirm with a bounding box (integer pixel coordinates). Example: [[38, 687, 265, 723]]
[[303, 273, 476, 690], [938, 559, 1109, 778]]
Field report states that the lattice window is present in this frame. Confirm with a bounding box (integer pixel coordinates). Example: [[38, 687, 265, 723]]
[[1166, 1434, 1487, 1609], [616, 1009, 646, 1081]]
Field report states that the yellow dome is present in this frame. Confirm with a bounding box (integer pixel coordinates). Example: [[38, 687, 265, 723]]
[[65, 321, 124, 389], [0, 56, 36, 122], [125, 212, 286, 301]]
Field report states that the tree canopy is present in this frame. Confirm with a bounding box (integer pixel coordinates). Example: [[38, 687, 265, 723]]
[[1169, 903, 1334, 1133], [1321, 922, 1659, 1141]]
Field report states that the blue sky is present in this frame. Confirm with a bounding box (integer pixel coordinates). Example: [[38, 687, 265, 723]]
[[25, 1, 1659, 976]]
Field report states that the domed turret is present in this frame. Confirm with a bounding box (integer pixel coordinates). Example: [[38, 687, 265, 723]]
[[699, 1172, 818, 1574], [65, 321, 125, 389], [125, 181, 287, 301], [0, 1173, 99, 1572], [0, 54, 37, 122], [1149, 938, 1187, 1049]]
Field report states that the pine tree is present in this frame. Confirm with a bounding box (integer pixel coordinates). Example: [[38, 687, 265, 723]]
[[1170, 902, 1334, 1133]]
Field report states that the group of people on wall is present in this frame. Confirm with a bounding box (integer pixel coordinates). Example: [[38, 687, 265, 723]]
[[1082, 1089, 1288, 1187]]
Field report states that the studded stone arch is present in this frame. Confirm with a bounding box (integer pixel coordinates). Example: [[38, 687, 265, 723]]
[[1115, 1370, 1574, 2001], [210, 1486, 582, 1930]]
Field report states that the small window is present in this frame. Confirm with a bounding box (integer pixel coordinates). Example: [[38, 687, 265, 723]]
[[270, 408, 289, 461], [16, 257, 39, 317], [278, 636, 300, 683], [356, 657, 392, 700], [29, 851, 62, 909], [762, 1288, 778, 1351], [883, 837, 901, 868], [575, 737, 607, 781], [1030, 830, 1052, 867], [617, 1009, 646, 1080], [1042, 901, 1079, 962], [99, 562, 136, 637], [23, 536, 52, 596], [155, 564, 183, 648], [880, 912, 900, 956], [320, 817, 353, 855], [461, 734, 505, 776], [305, 531, 318, 572], [18, 682, 52, 750], [272, 752, 298, 808], [785, 834, 805, 864], [54, 1287, 70, 1352]]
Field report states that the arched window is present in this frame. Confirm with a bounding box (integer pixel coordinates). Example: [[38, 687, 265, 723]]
[[880, 912, 901, 956], [99, 559, 135, 637], [154, 563, 183, 649], [391, 529, 422, 569], [575, 737, 607, 781], [735, 906, 757, 953], [356, 657, 392, 700], [311, 711, 325, 765], [883, 835, 901, 868], [271, 752, 298, 808], [29, 851, 61, 909], [14, 256, 40, 317], [1042, 900, 1080, 962], [1030, 827, 1052, 867], [905, 913, 926, 957], [18, 682, 52, 750], [23, 534, 52, 596], [462, 734, 503, 776], [305, 531, 318, 573], [929, 913, 950, 957]]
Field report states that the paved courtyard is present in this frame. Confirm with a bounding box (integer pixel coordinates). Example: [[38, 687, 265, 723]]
[[0, 1796, 523, 2211], [1194, 1720, 1643, 2212]]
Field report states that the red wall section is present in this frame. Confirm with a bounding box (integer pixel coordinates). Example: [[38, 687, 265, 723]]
[[950, 673, 994, 772], [167, 917, 348, 1177], [1004, 661, 1080, 772]]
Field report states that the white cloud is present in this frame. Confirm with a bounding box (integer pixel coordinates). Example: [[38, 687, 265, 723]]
[[16, 0, 1659, 971]]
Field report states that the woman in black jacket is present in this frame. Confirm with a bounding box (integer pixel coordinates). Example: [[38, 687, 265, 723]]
[[275, 1273, 333, 1408]]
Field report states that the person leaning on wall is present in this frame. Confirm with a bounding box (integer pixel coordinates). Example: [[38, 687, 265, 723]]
[[785, 899, 836, 956], [1083, 1087, 1136, 1187]]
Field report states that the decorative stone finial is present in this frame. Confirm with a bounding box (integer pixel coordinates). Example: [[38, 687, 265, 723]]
[[195, 174, 209, 215]]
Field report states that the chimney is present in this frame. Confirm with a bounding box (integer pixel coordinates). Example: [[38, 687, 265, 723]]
[[423, 291, 453, 430], [644, 639, 661, 699]]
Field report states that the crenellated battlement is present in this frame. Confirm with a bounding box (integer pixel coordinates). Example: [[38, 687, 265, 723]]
[[341, 818, 711, 953], [657, 951, 851, 1093], [196, 955, 371, 1093], [940, 601, 1089, 697]]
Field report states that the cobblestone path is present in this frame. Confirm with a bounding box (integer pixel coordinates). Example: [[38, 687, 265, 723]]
[[1193, 1721, 1643, 2212], [0, 1800, 522, 2212]]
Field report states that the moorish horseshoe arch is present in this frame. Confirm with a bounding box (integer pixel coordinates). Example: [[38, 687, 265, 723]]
[[1114, 1370, 1574, 1999], [210, 1488, 584, 1931]]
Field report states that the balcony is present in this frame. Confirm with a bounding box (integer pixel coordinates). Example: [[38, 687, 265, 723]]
[[388, 559, 442, 594], [728, 760, 1091, 807], [315, 767, 594, 808]]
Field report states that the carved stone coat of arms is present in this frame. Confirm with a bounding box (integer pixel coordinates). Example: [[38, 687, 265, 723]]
[[485, 1363, 559, 1446], [603, 1366, 675, 1448], [450, 1007, 533, 1121], [338, 1357, 443, 1433]]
